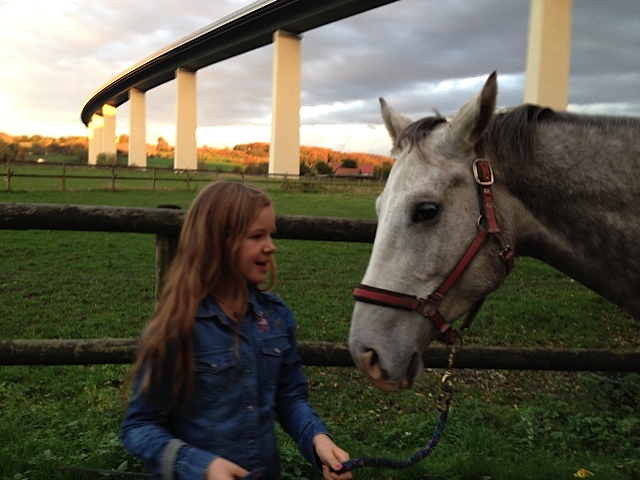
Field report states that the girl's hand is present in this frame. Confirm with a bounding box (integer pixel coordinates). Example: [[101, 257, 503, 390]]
[[313, 434, 353, 480], [206, 456, 250, 480]]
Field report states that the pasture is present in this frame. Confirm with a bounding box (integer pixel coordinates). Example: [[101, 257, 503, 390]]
[[0, 181, 638, 480]]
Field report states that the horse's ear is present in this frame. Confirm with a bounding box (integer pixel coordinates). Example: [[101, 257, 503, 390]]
[[380, 98, 413, 143], [445, 71, 497, 152]]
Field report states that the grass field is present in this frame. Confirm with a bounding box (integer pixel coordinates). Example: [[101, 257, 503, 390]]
[[1, 181, 639, 480]]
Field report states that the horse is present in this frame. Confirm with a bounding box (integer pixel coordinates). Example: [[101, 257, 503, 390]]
[[349, 71, 640, 392]]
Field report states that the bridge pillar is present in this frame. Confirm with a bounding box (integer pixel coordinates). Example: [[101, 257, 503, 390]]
[[269, 30, 301, 178], [175, 68, 198, 171], [128, 89, 147, 167], [88, 114, 104, 166], [524, 0, 572, 110], [102, 105, 117, 160]]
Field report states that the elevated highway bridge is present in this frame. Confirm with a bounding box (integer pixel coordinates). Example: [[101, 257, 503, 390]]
[[81, 0, 572, 174]]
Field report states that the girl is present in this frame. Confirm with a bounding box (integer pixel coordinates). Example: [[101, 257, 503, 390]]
[[121, 181, 352, 480]]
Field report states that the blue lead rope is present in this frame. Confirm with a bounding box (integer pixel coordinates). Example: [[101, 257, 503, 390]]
[[339, 408, 449, 472], [243, 408, 449, 479], [337, 348, 457, 474], [245, 349, 457, 479]]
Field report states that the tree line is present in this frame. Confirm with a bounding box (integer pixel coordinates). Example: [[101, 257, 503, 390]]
[[1, 133, 394, 179], [0, 133, 88, 164]]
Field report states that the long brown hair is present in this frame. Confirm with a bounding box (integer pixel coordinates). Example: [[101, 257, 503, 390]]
[[123, 181, 275, 410]]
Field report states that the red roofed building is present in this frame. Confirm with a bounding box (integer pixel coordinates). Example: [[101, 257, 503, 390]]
[[333, 164, 376, 177]]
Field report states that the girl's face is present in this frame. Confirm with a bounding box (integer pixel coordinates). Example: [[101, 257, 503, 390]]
[[236, 205, 277, 285]]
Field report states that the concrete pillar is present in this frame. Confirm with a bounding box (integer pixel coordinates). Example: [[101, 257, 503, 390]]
[[269, 30, 301, 177], [524, 0, 572, 110], [88, 114, 104, 165], [102, 104, 117, 159], [129, 89, 147, 167], [175, 68, 198, 171]]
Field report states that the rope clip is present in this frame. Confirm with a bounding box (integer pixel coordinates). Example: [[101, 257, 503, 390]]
[[436, 346, 457, 412]]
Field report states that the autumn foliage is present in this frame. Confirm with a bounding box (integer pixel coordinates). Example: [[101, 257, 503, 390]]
[[200, 142, 393, 174]]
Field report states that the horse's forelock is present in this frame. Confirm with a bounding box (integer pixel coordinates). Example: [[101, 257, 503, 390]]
[[392, 114, 447, 155]]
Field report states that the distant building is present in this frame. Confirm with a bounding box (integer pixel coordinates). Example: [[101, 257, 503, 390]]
[[333, 164, 375, 178], [359, 164, 375, 176]]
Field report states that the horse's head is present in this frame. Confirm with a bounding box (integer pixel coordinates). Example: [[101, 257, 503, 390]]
[[349, 72, 513, 391]]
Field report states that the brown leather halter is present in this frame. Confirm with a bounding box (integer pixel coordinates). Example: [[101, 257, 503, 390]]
[[353, 157, 515, 344]]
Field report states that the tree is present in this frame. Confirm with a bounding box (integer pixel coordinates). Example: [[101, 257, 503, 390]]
[[340, 159, 358, 169], [375, 161, 393, 180], [244, 162, 268, 175], [156, 137, 171, 157], [0, 138, 19, 163], [299, 161, 311, 176], [314, 161, 333, 175]]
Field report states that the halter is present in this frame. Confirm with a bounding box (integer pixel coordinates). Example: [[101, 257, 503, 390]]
[[353, 157, 514, 344]]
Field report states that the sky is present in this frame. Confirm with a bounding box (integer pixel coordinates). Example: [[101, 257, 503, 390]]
[[0, 0, 638, 156]]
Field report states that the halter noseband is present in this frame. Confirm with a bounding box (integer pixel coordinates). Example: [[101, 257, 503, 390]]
[[353, 157, 514, 344]]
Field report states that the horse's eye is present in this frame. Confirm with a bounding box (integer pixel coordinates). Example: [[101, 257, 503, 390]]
[[412, 203, 439, 223]]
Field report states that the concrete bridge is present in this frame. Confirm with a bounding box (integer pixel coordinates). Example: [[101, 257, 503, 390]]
[[81, 0, 572, 176]]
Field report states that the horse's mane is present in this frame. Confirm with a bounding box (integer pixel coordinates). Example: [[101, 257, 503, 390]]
[[394, 104, 639, 162], [393, 114, 447, 155], [393, 106, 553, 159], [483, 104, 640, 163], [481, 105, 554, 163]]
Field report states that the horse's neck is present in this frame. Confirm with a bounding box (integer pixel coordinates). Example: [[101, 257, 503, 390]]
[[499, 118, 640, 318]]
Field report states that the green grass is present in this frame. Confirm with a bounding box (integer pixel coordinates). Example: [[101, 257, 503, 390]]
[[1, 184, 638, 480]]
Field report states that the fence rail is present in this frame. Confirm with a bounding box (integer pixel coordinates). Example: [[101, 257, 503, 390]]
[[1, 202, 638, 372], [0, 202, 377, 240], [2, 162, 381, 191], [1, 339, 638, 372]]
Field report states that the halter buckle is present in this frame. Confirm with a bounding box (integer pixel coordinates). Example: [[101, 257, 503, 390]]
[[473, 158, 494, 186]]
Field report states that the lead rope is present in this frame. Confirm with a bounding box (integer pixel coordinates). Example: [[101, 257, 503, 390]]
[[336, 345, 457, 473], [244, 348, 458, 480]]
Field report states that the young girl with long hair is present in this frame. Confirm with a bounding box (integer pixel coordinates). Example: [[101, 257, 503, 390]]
[[121, 181, 352, 480]]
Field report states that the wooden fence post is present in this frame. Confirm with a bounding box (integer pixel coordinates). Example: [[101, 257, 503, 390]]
[[154, 205, 182, 303], [152, 167, 157, 191], [110, 166, 116, 191]]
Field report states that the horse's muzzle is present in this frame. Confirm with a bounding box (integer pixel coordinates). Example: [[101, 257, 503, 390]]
[[355, 349, 421, 391]]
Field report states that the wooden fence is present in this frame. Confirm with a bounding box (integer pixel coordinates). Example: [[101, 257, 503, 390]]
[[2, 162, 381, 192], [1, 202, 639, 372]]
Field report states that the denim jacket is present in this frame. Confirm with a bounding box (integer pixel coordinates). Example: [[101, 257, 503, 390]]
[[120, 289, 331, 479]]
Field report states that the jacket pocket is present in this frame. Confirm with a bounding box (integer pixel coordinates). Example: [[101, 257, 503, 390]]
[[260, 335, 291, 383], [193, 349, 237, 400]]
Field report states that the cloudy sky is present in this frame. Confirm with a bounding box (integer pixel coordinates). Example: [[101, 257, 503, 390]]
[[1, 0, 638, 155]]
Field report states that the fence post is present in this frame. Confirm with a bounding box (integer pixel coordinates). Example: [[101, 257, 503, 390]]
[[152, 167, 157, 191], [62, 164, 66, 192], [154, 205, 181, 303], [5, 166, 11, 191], [110, 166, 116, 191]]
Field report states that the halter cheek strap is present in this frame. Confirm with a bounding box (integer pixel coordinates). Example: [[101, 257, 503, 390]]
[[353, 158, 514, 344]]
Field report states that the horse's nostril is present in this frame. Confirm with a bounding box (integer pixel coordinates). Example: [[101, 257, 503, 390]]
[[358, 349, 385, 380], [366, 349, 379, 367]]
